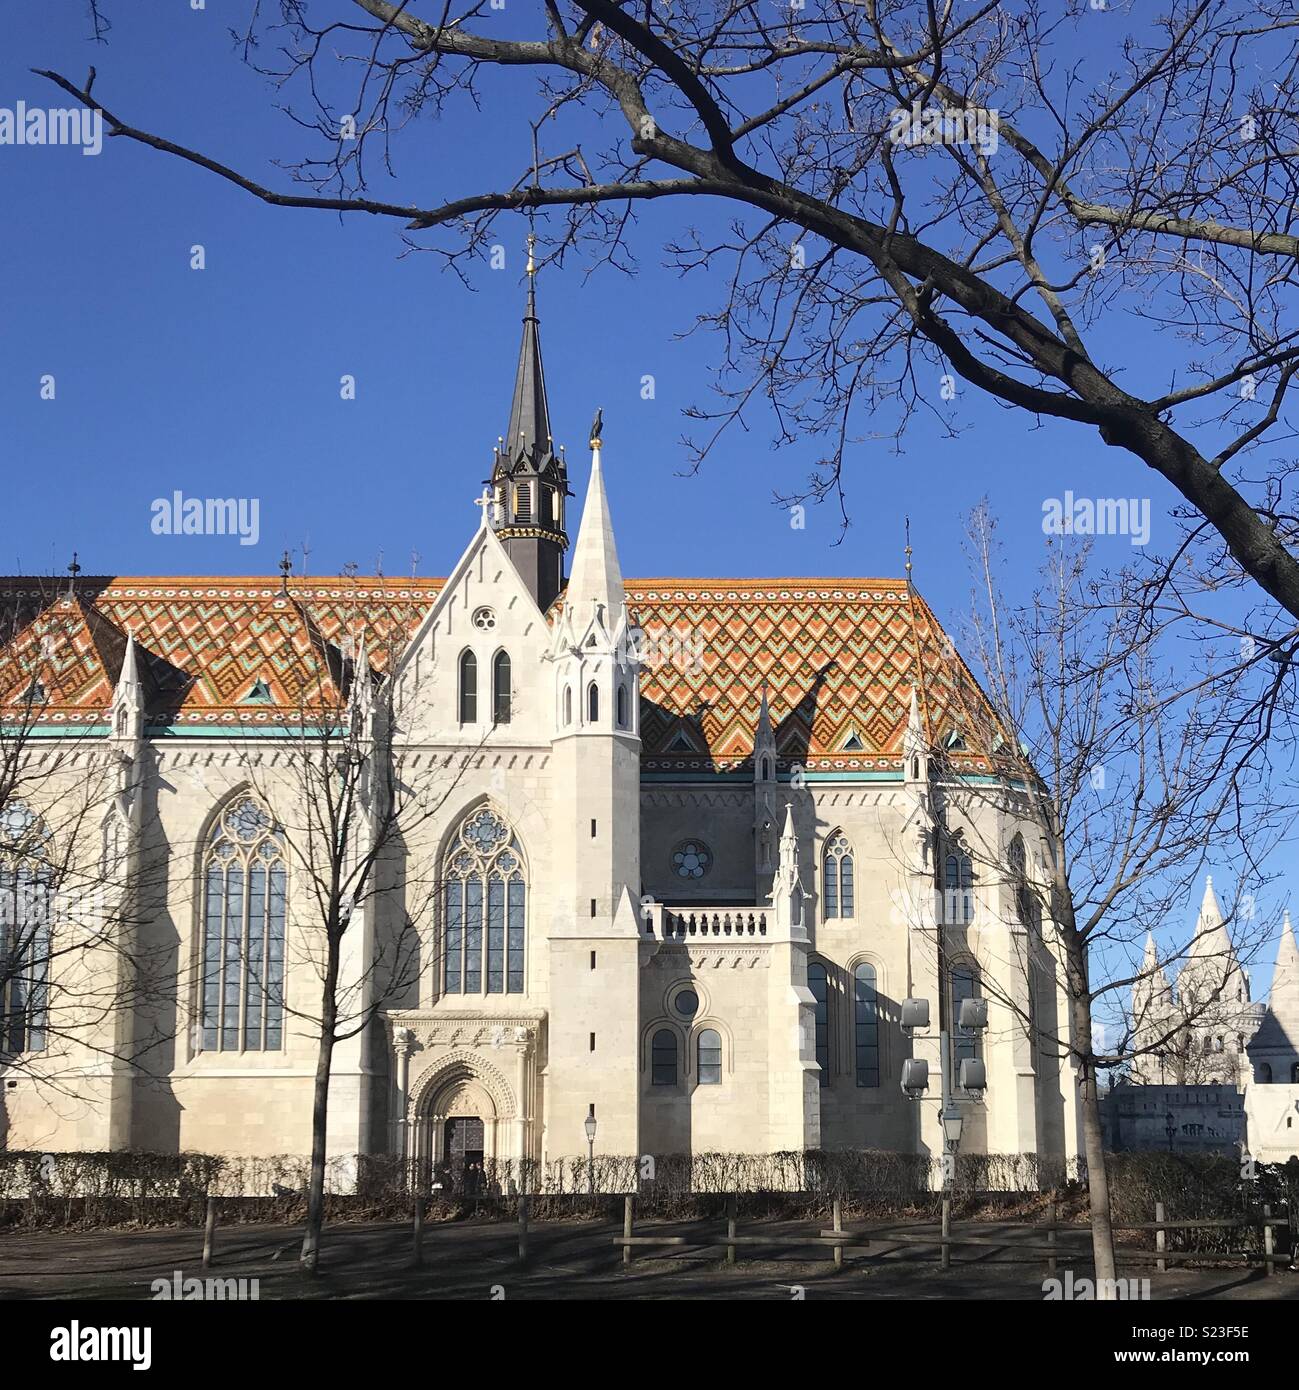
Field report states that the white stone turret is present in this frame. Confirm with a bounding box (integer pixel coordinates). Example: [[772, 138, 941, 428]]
[[753, 685, 778, 883], [1130, 932, 1176, 1084], [549, 435, 638, 740], [1247, 912, 1299, 1084], [771, 804, 807, 940], [1179, 876, 1251, 1083], [903, 685, 929, 789], [545, 421, 642, 1160], [767, 801, 820, 1149], [901, 685, 934, 884], [110, 632, 146, 749], [104, 631, 148, 1148]]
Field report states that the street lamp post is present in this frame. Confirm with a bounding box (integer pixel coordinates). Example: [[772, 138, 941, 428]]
[[584, 1112, 598, 1196], [901, 994, 988, 1190]]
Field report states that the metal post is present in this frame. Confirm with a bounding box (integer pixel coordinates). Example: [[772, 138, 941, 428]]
[[518, 1193, 529, 1264], [1264, 1203, 1275, 1278], [202, 1196, 218, 1270], [623, 1195, 634, 1267], [1047, 1198, 1057, 1276], [1155, 1201, 1166, 1274], [833, 1198, 843, 1272], [412, 1193, 424, 1268], [941, 1195, 951, 1271], [587, 1138, 595, 1197], [726, 1193, 737, 1265]]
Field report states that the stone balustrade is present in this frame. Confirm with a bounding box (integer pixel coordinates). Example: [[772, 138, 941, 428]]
[[643, 903, 768, 939]]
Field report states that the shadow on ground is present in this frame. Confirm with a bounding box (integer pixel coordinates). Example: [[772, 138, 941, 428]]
[[0, 1218, 1293, 1301]]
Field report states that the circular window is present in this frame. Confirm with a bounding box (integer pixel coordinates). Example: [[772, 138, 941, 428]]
[[472, 607, 496, 630], [672, 840, 712, 879], [0, 803, 35, 843], [673, 989, 700, 1019]]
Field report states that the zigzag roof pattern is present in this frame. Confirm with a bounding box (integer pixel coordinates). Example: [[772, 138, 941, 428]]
[[0, 575, 999, 770]]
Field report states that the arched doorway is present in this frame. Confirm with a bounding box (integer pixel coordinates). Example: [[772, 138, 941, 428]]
[[443, 1115, 485, 1194], [411, 1052, 518, 1193]]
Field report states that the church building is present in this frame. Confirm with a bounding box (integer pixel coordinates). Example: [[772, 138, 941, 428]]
[[0, 269, 1082, 1183]]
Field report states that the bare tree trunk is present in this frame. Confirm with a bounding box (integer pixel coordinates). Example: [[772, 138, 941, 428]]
[[300, 937, 340, 1275], [1069, 980, 1118, 1295]]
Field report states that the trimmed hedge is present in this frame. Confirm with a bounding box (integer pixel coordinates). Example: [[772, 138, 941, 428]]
[[0, 1148, 1293, 1241]]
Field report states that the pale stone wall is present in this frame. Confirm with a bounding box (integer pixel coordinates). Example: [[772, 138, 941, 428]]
[[1243, 1083, 1299, 1163], [4, 527, 1080, 1173]]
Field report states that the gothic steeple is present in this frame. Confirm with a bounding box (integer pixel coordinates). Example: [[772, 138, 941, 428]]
[[488, 235, 571, 611]]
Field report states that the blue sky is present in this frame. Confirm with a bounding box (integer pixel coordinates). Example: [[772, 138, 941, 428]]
[[1, 3, 1294, 993]]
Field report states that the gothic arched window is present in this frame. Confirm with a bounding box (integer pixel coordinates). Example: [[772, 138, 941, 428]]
[[0, 802, 52, 1054], [492, 651, 512, 725], [1258, 1063, 1272, 1084], [563, 685, 573, 726], [616, 682, 629, 729], [854, 962, 880, 1087], [944, 852, 974, 923], [1008, 834, 1026, 880], [443, 806, 526, 995], [651, 1028, 677, 1085], [697, 1028, 722, 1084], [458, 649, 478, 724], [200, 795, 286, 1052], [823, 833, 854, 919], [587, 681, 599, 722], [807, 960, 830, 1087]]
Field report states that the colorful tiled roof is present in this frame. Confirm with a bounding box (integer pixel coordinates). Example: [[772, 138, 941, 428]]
[[0, 575, 999, 770]]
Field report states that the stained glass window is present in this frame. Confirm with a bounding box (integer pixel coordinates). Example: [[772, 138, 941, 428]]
[[200, 795, 286, 1052], [808, 960, 830, 1088], [854, 963, 880, 1087], [0, 802, 51, 1054], [950, 965, 981, 1064], [458, 649, 478, 724], [672, 841, 712, 879], [443, 807, 526, 995], [823, 833, 854, 918], [493, 651, 512, 725], [944, 852, 974, 924]]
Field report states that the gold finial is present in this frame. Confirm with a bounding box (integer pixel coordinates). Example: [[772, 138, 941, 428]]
[[589, 407, 604, 449], [526, 232, 536, 277]]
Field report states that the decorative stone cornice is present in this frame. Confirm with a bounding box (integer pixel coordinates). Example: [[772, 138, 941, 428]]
[[387, 1009, 546, 1053], [649, 947, 769, 970]]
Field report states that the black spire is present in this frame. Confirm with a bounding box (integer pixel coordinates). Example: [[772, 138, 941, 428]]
[[488, 236, 571, 610], [503, 260, 553, 470]]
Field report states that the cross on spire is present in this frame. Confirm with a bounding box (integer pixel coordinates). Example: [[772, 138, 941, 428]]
[[279, 549, 293, 595], [65, 551, 81, 598], [474, 487, 498, 529]]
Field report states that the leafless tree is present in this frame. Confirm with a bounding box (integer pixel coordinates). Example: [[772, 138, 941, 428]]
[[0, 579, 175, 1146], [223, 582, 485, 1272], [34, 0, 1299, 634], [936, 500, 1286, 1291]]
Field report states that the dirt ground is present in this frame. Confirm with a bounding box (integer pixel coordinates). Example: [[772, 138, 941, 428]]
[[1, 1217, 1295, 1300]]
